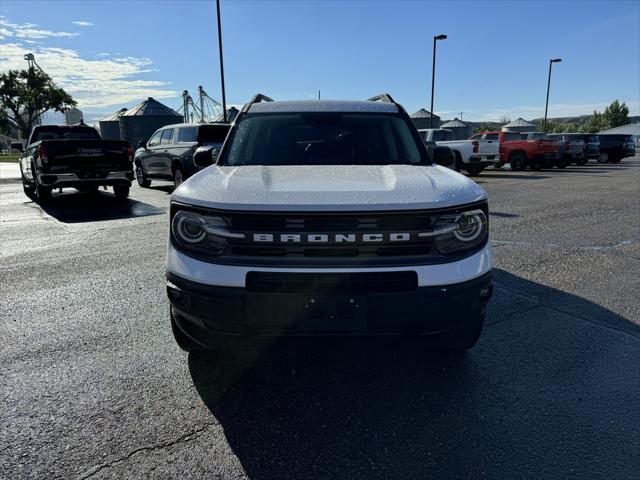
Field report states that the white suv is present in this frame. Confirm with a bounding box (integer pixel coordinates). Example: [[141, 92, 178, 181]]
[[166, 94, 493, 353]]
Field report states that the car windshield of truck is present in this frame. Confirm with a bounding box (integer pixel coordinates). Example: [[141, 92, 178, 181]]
[[432, 130, 454, 141], [219, 113, 428, 166], [31, 126, 100, 142]]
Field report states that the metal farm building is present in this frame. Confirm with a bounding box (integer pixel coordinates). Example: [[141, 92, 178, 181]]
[[118, 98, 182, 147], [440, 118, 472, 140]]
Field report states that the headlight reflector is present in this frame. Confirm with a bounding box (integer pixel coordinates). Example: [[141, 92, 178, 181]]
[[433, 209, 488, 254], [171, 209, 235, 256]]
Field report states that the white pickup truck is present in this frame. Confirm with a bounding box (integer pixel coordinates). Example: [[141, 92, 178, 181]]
[[417, 128, 499, 176]]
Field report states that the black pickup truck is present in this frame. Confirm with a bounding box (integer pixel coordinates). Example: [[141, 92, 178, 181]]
[[18, 125, 134, 203]]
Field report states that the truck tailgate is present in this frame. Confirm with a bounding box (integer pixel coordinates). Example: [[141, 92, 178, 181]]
[[41, 140, 132, 171]]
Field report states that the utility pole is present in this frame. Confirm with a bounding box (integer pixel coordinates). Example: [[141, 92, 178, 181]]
[[216, 0, 227, 122], [430, 34, 447, 128], [182, 90, 189, 123], [318, 90, 321, 100], [458, 112, 465, 121], [543, 58, 562, 133], [198, 86, 205, 122]]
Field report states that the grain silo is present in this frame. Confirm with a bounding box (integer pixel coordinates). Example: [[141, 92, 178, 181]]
[[98, 108, 127, 140], [410, 108, 441, 130], [440, 118, 472, 140], [118, 98, 182, 147], [502, 117, 536, 133]]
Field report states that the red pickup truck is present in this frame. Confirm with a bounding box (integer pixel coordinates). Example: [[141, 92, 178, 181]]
[[470, 131, 561, 171]]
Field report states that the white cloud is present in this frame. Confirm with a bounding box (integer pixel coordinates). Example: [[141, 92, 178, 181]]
[[0, 18, 78, 39], [72, 21, 93, 27], [0, 41, 178, 111]]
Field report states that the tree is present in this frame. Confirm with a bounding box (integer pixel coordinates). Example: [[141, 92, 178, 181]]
[[0, 67, 76, 139], [602, 100, 629, 129], [581, 110, 607, 133]]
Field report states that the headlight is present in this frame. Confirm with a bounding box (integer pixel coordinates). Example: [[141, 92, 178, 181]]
[[171, 209, 242, 257], [432, 209, 488, 254]]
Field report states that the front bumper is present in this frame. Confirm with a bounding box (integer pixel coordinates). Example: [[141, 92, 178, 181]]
[[37, 170, 134, 188], [168, 270, 493, 345]]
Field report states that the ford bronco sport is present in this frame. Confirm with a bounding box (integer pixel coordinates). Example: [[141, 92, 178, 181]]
[[166, 94, 493, 352]]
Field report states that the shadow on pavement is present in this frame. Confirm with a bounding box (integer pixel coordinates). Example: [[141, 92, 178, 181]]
[[477, 173, 550, 180], [33, 189, 165, 223], [188, 269, 639, 479]]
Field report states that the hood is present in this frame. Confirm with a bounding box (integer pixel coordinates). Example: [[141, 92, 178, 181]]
[[172, 164, 487, 212]]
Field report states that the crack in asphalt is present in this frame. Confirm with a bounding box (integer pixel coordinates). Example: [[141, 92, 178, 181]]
[[77, 424, 215, 480]]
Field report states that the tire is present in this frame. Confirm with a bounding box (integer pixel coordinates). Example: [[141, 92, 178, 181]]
[[464, 164, 484, 176], [113, 185, 130, 200], [21, 174, 35, 199], [510, 153, 527, 171], [135, 163, 151, 188], [35, 181, 51, 204], [173, 165, 185, 188], [597, 152, 609, 164]]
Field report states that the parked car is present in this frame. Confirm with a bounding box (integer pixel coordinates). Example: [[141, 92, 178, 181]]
[[470, 131, 561, 170], [166, 93, 493, 354], [18, 125, 134, 203], [134, 122, 231, 188], [559, 133, 601, 163], [597, 134, 636, 163], [418, 128, 499, 176], [548, 134, 586, 165]]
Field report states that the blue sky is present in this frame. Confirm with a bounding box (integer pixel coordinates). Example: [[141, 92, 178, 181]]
[[1, 0, 638, 124]]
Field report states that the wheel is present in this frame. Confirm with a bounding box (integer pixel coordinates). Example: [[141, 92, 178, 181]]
[[135, 163, 151, 188], [597, 152, 609, 164], [35, 180, 51, 204], [113, 185, 130, 200], [463, 164, 484, 176], [171, 312, 205, 352], [173, 165, 185, 188], [21, 174, 35, 199], [509, 153, 527, 171]]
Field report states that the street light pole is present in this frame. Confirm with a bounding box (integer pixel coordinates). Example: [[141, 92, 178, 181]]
[[430, 34, 447, 128], [216, 0, 227, 122], [543, 58, 562, 133]]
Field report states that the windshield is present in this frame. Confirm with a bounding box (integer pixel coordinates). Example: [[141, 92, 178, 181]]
[[32, 126, 100, 142], [219, 113, 427, 166]]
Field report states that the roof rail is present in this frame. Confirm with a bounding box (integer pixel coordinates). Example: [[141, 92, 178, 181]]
[[367, 93, 397, 104], [240, 93, 274, 114]]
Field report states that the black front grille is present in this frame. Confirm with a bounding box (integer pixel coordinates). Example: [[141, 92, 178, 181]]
[[246, 271, 418, 294], [210, 203, 488, 267]]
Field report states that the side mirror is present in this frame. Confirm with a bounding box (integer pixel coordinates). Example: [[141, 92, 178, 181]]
[[10, 142, 23, 153], [433, 146, 455, 167], [193, 146, 218, 168], [138, 140, 147, 149]]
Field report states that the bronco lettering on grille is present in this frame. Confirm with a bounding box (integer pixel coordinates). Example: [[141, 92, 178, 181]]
[[252, 233, 416, 243]]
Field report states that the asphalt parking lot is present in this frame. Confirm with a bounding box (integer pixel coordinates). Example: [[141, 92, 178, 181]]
[[1, 158, 639, 479]]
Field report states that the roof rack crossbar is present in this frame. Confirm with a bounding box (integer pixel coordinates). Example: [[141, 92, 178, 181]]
[[367, 93, 397, 104]]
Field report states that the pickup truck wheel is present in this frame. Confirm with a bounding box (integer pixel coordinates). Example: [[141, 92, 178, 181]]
[[21, 172, 35, 199], [113, 185, 130, 200], [510, 153, 527, 171], [173, 165, 184, 188], [597, 152, 609, 164], [35, 182, 52, 204], [136, 164, 151, 188], [464, 165, 484, 176]]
